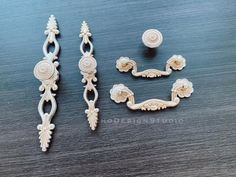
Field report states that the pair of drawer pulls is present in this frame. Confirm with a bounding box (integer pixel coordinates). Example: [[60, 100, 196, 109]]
[[34, 15, 194, 152], [34, 16, 99, 151]]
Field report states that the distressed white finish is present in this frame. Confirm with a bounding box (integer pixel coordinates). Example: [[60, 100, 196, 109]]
[[79, 21, 99, 130], [142, 29, 163, 48], [116, 55, 186, 78], [33, 15, 60, 152], [110, 79, 193, 111]]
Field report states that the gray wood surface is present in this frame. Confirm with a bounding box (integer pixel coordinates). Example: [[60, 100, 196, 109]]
[[0, 0, 236, 176]]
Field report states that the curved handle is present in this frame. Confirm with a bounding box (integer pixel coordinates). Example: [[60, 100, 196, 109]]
[[110, 79, 193, 111], [116, 55, 186, 78]]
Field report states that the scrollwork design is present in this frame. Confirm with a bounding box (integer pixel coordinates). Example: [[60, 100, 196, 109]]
[[33, 15, 60, 152], [116, 55, 186, 78], [79, 21, 99, 130], [110, 79, 193, 111]]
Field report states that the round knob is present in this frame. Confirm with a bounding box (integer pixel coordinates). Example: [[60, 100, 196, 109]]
[[79, 55, 97, 73], [34, 60, 55, 80], [142, 29, 163, 48]]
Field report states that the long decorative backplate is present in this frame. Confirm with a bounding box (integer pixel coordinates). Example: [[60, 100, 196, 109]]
[[33, 15, 60, 152], [79, 21, 99, 130], [116, 55, 186, 78], [110, 79, 193, 111]]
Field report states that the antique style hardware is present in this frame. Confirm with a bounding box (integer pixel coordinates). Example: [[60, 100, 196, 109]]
[[33, 15, 60, 152], [116, 55, 186, 78], [110, 79, 193, 111], [79, 21, 99, 130], [142, 29, 163, 48]]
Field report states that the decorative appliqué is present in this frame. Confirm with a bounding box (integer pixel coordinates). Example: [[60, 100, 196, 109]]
[[79, 21, 99, 130], [33, 15, 60, 152], [116, 55, 186, 78], [110, 79, 193, 111]]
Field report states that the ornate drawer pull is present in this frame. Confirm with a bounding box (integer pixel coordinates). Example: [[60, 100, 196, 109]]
[[79, 21, 99, 130], [33, 15, 60, 152], [110, 79, 193, 111], [116, 55, 186, 78]]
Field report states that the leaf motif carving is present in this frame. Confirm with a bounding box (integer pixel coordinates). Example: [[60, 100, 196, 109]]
[[85, 101, 99, 130], [45, 15, 59, 43], [37, 115, 55, 152], [141, 69, 162, 78]]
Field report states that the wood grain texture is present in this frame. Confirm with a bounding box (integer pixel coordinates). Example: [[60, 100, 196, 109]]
[[0, 0, 236, 176]]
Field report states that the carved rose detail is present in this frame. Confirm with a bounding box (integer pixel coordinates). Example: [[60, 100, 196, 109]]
[[79, 55, 97, 73], [34, 60, 55, 80], [172, 78, 194, 98], [167, 55, 186, 70], [142, 29, 163, 48], [110, 84, 133, 103], [116, 57, 134, 72]]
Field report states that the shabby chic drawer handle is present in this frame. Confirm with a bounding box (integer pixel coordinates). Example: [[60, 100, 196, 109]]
[[116, 55, 186, 78], [79, 21, 99, 130], [33, 15, 60, 152], [110, 79, 193, 111]]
